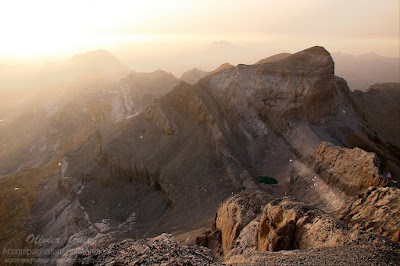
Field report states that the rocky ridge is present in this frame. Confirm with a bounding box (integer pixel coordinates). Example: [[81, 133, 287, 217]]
[[1, 46, 400, 264], [180, 63, 234, 85], [350, 82, 400, 180], [197, 190, 400, 265], [29, 47, 400, 260], [254, 53, 292, 65]]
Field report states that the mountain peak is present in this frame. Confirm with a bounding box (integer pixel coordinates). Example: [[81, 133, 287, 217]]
[[123, 69, 178, 85], [275, 46, 334, 75], [65, 49, 129, 79], [254, 47, 331, 67], [199, 46, 337, 122], [209, 62, 234, 74], [302, 46, 331, 56], [255, 53, 292, 65]]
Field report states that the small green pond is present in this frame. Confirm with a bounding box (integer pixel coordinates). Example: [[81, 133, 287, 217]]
[[255, 176, 278, 185]]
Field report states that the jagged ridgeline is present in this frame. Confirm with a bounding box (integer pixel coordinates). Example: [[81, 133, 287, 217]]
[[0, 46, 399, 265]]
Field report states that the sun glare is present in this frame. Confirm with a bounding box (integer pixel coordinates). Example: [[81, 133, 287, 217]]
[[0, 0, 398, 61], [0, 0, 170, 60]]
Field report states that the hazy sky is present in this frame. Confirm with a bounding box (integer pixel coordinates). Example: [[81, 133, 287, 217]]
[[0, 0, 398, 74]]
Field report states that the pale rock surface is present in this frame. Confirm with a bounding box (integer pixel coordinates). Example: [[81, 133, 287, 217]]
[[311, 142, 388, 196], [335, 186, 400, 242]]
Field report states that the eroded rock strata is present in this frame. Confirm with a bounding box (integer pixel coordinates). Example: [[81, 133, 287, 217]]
[[1, 47, 399, 265]]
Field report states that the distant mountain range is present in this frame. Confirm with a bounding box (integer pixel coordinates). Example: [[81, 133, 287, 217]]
[[0, 50, 129, 120], [332, 52, 399, 90]]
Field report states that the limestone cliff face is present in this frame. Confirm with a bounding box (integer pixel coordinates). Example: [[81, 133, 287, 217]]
[[350, 82, 400, 181], [199, 46, 337, 123], [311, 142, 388, 196]]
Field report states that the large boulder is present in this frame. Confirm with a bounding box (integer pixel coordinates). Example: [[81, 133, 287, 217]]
[[214, 190, 272, 254]]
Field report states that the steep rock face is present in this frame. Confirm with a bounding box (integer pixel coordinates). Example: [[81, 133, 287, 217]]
[[311, 142, 388, 196], [214, 191, 272, 254], [335, 186, 400, 242], [349, 82, 400, 182], [200, 46, 336, 123]]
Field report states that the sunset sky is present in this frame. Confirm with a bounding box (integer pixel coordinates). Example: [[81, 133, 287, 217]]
[[0, 0, 398, 73]]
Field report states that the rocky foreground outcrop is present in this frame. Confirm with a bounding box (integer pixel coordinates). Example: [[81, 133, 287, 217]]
[[70, 188, 400, 265], [335, 186, 400, 242], [197, 190, 400, 265]]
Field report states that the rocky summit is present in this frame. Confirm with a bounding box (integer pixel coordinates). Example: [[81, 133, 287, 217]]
[[0, 46, 399, 265]]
